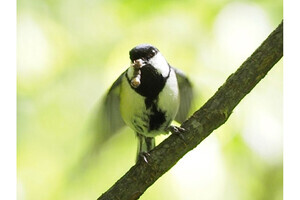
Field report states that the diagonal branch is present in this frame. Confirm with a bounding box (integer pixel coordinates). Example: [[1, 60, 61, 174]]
[[98, 20, 283, 200]]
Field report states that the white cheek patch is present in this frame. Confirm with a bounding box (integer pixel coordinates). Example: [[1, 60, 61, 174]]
[[148, 52, 170, 78]]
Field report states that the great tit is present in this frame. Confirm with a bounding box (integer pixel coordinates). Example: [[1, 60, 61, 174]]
[[99, 44, 193, 162]]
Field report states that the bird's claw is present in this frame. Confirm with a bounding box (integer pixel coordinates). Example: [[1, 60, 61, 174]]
[[168, 125, 186, 143], [138, 152, 151, 164]]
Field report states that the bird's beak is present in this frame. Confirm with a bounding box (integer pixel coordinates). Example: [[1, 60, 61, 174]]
[[131, 59, 145, 70]]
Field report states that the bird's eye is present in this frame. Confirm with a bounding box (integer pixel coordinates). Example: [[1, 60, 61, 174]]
[[148, 49, 156, 58]]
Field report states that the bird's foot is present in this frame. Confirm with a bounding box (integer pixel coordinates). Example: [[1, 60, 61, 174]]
[[167, 125, 186, 142], [137, 152, 151, 164]]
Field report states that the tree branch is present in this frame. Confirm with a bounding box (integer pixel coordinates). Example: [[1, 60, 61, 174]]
[[98, 20, 283, 200]]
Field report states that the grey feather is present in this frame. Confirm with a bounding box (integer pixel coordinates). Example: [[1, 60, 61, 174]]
[[173, 67, 193, 123], [96, 72, 126, 140], [70, 73, 126, 175]]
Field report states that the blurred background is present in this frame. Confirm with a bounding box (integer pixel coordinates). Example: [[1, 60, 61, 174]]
[[17, 0, 283, 199]]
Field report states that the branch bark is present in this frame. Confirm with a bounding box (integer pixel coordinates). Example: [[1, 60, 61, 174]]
[[98, 21, 283, 200]]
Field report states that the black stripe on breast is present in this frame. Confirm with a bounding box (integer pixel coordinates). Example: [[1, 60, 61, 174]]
[[126, 64, 171, 131], [148, 102, 166, 131]]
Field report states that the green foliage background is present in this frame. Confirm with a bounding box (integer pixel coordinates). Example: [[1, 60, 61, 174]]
[[17, 0, 283, 199]]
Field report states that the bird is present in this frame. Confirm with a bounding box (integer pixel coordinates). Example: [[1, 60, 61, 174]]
[[96, 44, 193, 162]]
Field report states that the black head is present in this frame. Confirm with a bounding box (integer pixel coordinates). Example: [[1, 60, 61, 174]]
[[129, 44, 159, 62]]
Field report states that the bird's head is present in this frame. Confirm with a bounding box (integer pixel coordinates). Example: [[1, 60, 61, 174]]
[[129, 44, 159, 62], [127, 44, 170, 88]]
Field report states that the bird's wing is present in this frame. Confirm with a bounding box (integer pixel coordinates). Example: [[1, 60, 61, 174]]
[[94, 72, 126, 142], [76, 72, 126, 170], [173, 67, 193, 123], [69, 72, 127, 176]]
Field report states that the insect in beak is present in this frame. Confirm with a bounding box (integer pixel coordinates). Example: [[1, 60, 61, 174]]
[[130, 59, 145, 88]]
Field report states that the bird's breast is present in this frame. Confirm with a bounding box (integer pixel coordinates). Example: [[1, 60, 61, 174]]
[[130, 64, 167, 100], [120, 67, 179, 137]]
